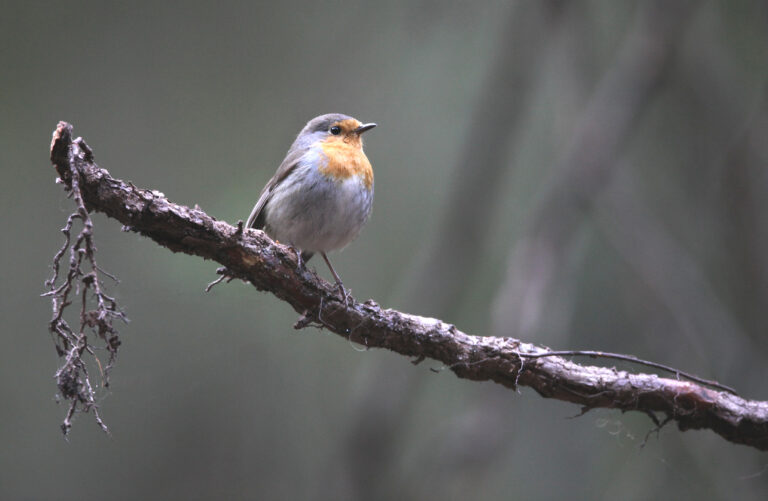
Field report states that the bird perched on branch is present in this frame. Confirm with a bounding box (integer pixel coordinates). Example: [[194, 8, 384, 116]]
[[246, 113, 377, 306]]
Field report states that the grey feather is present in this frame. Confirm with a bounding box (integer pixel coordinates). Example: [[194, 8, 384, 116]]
[[245, 113, 355, 230]]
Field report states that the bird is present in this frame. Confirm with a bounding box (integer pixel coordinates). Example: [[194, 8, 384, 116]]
[[245, 113, 376, 306]]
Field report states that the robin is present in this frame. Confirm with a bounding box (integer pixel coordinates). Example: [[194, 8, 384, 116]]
[[245, 113, 377, 305]]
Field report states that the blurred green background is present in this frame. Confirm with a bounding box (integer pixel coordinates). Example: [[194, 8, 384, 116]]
[[3, 1, 768, 499]]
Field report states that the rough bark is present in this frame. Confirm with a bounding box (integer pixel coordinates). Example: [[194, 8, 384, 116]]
[[47, 122, 768, 451]]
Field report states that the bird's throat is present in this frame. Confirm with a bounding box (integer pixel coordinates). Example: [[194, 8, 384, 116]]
[[319, 140, 373, 190]]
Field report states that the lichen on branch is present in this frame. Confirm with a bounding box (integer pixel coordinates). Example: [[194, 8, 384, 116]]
[[45, 124, 126, 435]]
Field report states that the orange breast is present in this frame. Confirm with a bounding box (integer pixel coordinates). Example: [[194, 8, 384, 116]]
[[319, 140, 374, 190]]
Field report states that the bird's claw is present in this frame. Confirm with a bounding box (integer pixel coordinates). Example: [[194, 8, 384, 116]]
[[292, 246, 304, 272], [337, 283, 350, 309]]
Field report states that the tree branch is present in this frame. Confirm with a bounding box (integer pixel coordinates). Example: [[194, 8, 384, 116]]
[[47, 122, 768, 450]]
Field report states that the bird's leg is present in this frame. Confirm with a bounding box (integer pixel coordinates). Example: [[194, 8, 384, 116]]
[[321, 252, 349, 307], [290, 245, 304, 271]]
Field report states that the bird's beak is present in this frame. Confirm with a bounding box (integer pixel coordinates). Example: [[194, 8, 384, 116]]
[[354, 123, 377, 134]]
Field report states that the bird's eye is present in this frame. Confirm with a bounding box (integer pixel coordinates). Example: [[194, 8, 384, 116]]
[[330, 125, 342, 135]]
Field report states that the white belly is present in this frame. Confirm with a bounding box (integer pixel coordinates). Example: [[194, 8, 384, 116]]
[[263, 164, 373, 253]]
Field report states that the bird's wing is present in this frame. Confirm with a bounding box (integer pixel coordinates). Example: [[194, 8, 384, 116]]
[[245, 147, 307, 230]]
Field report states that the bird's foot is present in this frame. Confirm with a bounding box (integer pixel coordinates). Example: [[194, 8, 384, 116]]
[[291, 245, 305, 272], [335, 281, 350, 309]]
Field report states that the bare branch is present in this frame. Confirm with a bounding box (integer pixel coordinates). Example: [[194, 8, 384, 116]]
[[46, 121, 768, 450]]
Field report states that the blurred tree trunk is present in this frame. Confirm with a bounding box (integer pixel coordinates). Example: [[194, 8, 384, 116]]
[[491, 0, 695, 344]]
